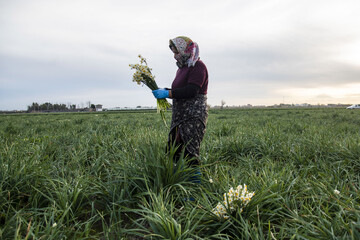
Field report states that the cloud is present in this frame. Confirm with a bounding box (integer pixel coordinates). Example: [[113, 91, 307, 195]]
[[1, 0, 360, 110], [274, 83, 360, 105], [206, 24, 360, 93], [316, 94, 333, 99]]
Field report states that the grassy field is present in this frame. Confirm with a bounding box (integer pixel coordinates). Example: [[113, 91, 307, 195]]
[[1, 108, 360, 239]]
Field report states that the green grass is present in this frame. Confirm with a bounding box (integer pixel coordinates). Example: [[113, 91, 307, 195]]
[[1, 108, 360, 239]]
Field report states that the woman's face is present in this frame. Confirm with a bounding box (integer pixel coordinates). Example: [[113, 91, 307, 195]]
[[172, 49, 179, 58], [170, 44, 179, 54], [170, 43, 187, 65]]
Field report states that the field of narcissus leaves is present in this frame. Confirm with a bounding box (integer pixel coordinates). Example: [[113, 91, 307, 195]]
[[1, 108, 360, 239]]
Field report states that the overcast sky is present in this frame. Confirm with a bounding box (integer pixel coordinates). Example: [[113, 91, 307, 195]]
[[1, 0, 360, 110]]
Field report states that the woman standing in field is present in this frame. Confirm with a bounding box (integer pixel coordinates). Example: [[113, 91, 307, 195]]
[[152, 36, 209, 182]]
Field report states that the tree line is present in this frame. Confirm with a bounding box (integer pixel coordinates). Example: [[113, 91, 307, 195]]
[[27, 102, 78, 112]]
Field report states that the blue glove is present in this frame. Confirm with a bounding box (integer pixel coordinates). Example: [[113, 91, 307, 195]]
[[152, 88, 169, 99]]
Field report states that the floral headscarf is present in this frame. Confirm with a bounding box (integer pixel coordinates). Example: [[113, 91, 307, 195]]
[[169, 36, 199, 68]]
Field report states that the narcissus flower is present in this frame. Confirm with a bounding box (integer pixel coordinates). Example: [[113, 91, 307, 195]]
[[130, 55, 171, 125], [212, 184, 255, 219]]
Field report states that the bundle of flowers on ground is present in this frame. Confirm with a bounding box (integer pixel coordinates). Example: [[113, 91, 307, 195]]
[[129, 55, 171, 124], [212, 184, 255, 219]]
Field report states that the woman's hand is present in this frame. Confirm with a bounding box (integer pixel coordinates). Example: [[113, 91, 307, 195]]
[[152, 88, 170, 99]]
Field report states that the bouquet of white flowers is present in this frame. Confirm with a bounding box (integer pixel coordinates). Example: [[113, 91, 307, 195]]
[[212, 184, 255, 219], [129, 55, 171, 125]]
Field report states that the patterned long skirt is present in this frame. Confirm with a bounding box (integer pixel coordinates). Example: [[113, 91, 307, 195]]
[[168, 94, 208, 165]]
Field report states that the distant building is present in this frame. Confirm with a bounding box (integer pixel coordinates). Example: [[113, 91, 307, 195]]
[[95, 104, 103, 111]]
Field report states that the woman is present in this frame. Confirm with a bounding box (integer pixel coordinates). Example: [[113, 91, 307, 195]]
[[152, 36, 208, 181]]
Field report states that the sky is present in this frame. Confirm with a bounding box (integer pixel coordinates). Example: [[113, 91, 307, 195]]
[[1, 0, 360, 110]]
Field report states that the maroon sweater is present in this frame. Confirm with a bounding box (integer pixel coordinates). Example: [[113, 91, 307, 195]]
[[171, 60, 208, 99]]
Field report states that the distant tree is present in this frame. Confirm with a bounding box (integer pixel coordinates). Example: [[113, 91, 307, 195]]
[[28, 102, 40, 111], [53, 104, 59, 110], [39, 103, 46, 111], [45, 102, 52, 111], [221, 100, 226, 109], [90, 104, 96, 111], [51, 103, 67, 111], [40, 102, 52, 111]]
